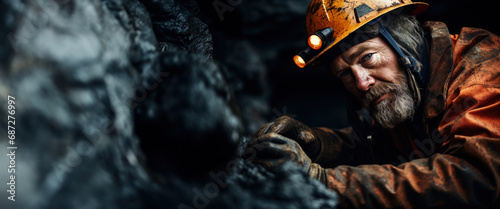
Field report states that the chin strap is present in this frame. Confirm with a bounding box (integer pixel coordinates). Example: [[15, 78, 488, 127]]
[[377, 23, 422, 107]]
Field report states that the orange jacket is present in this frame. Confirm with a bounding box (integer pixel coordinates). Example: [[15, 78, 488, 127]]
[[317, 21, 500, 208]]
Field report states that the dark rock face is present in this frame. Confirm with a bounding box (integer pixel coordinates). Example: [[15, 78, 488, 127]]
[[1, 0, 158, 208], [0, 0, 338, 208], [135, 49, 243, 178], [141, 0, 214, 56]]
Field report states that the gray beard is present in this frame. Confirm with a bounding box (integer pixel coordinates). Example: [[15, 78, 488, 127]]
[[363, 76, 416, 129]]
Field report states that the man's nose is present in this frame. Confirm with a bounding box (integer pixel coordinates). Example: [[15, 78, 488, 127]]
[[352, 67, 375, 92]]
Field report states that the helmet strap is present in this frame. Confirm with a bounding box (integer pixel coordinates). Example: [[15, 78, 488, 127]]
[[377, 23, 422, 107]]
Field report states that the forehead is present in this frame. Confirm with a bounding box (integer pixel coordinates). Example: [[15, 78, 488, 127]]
[[329, 36, 388, 68]]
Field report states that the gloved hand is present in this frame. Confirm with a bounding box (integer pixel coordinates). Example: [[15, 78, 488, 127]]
[[244, 132, 327, 183], [251, 116, 335, 164]]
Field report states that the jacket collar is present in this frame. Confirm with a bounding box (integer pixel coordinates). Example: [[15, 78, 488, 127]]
[[421, 21, 454, 120]]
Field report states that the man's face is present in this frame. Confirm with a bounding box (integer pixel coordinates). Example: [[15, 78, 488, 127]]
[[329, 36, 415, 129]]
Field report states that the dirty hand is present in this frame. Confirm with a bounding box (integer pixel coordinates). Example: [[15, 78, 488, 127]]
[[244, 132, 326, 182], [252, 116, 323, 162]]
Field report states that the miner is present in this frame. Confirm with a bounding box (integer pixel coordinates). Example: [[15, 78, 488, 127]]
[[245, 0, 500, 207]]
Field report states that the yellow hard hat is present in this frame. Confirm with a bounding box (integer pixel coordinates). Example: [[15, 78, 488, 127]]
[[294, 0, 428, 68]]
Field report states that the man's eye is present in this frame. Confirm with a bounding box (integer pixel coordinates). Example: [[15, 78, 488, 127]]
[[361, 53, 373, 62], [340, 69, 351, 78]]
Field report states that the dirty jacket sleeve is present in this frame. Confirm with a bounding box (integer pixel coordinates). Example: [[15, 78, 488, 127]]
[[318, 24, 500, 208]]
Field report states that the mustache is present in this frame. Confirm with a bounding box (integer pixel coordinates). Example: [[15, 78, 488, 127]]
[[362, 82, 401, 108]]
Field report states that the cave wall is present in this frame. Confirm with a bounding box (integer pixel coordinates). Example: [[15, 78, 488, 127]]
[[0, 0, 338, 208]]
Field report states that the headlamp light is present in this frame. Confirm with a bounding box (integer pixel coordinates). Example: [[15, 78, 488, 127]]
[[293, 48, 313, 68], [294, 27, 334, 68], [308, 34, 323, 50], [307, 27, 334, 50]]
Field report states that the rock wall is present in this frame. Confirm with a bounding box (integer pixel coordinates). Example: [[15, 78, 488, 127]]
[[0, 0, 338, 208]]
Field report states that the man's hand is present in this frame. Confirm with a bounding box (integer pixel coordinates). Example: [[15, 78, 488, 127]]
[[252, 116, 322, 162], [245, 133, 313, 171], [244, 132, 328, 184]]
